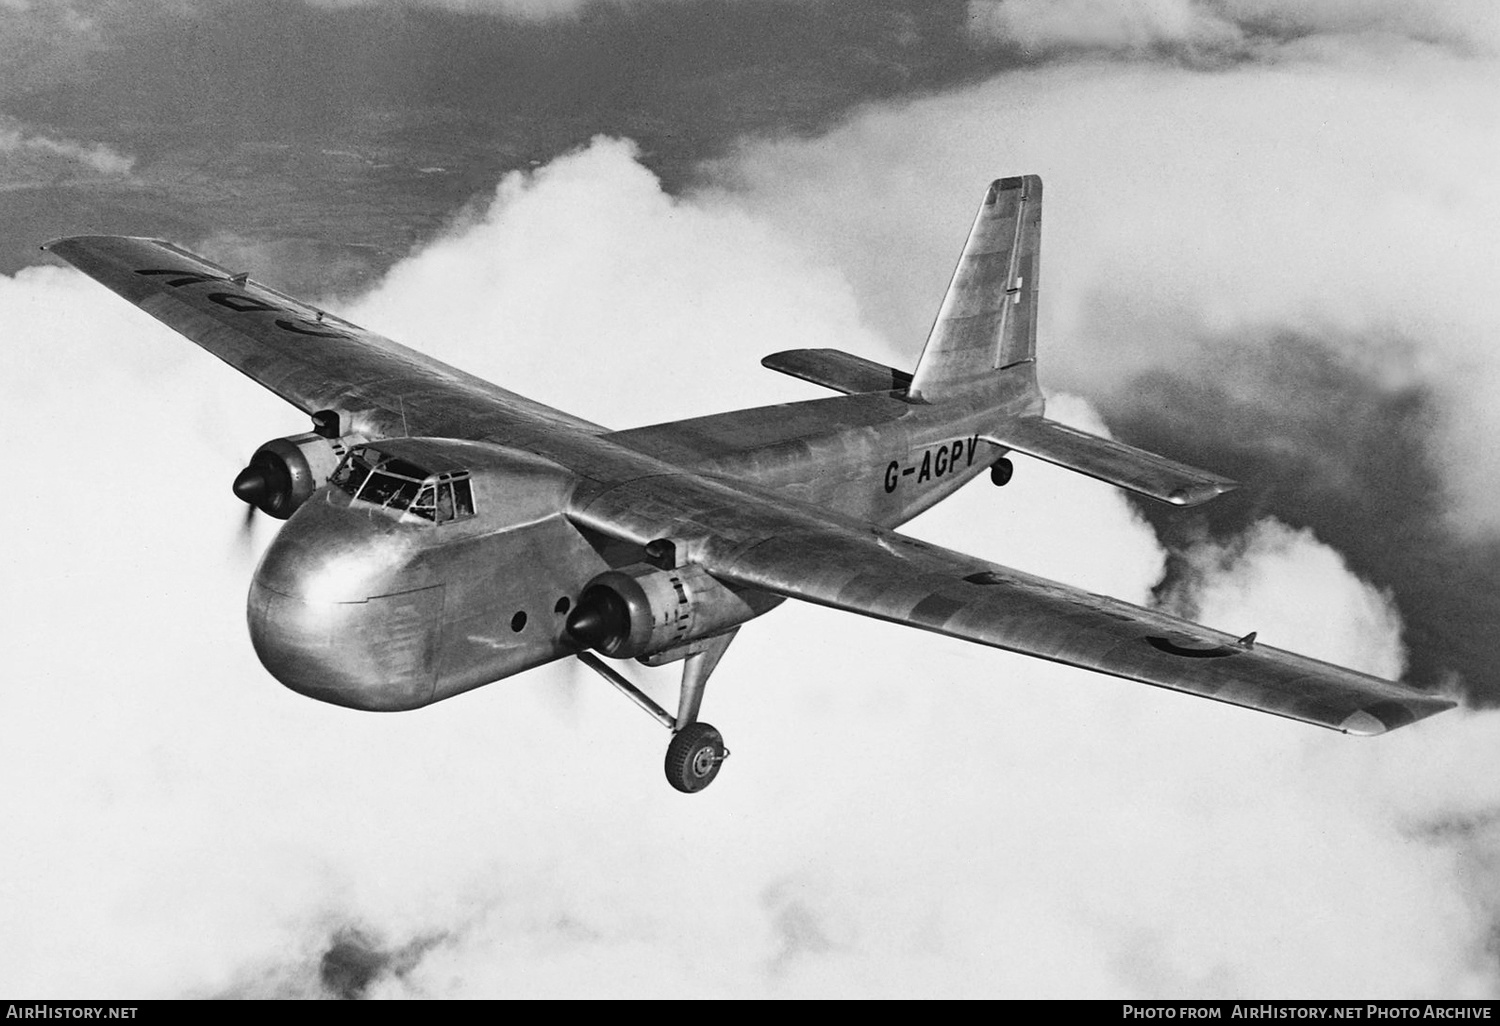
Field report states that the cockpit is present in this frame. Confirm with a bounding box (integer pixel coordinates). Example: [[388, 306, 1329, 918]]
[[330, 443, 476, 524]]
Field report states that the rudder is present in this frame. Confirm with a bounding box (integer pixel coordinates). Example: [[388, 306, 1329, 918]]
[[909, 175, 1041, 401]]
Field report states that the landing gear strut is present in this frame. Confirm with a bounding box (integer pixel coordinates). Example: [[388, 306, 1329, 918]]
[[575, 628, 739, 793]]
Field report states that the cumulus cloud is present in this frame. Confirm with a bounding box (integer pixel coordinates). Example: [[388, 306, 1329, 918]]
[[727, 42, 1499, 407], [966, 0, 1500, 58], [968, 0, 1247, 58], [1163, 518, 1408, 678], [716, 21, 1500, 709], [7, 132, 1499, 998], [301, 0, 628, 18], [346, 135, 882, 428], [0, 123, 135, 176]]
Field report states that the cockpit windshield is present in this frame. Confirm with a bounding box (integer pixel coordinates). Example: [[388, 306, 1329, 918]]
[[331, 446, 475, 524]]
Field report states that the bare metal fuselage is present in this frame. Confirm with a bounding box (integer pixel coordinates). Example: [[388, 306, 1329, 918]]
[[49, 181, 1455, 765], [249, 374, 1041, 710]]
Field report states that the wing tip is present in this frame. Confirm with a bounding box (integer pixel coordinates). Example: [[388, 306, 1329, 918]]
[[1339, 696, 1458, 736], [39, 236, 83, 254], [1166, 479, 1240, 506], [1338, 710, 1389, 736]]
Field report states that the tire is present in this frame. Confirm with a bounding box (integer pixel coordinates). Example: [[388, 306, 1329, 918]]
[[990, 457, 1014, 487], [665, 722, 726, 794]]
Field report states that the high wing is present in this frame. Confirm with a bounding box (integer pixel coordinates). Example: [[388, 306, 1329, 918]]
[[570, 473, 1454, 735], [50, 236, 1453, 738], [42, 236, 605, 441]]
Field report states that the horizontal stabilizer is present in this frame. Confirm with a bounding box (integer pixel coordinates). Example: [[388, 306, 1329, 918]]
[[986, 417, 1236, 506], [762, 349, 912, 396]]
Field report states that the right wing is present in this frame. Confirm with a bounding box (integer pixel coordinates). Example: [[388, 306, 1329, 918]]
[[570, 472, 1454, 735], [43, 236, 605, 441]]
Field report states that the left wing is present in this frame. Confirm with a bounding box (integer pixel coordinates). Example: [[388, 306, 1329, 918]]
[[43, 236, 605, 441], [570, 473, 1454, 735]]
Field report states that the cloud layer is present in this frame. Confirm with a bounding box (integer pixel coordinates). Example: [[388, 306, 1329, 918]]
[[5, 0, 1498, 1000], [6, 127, 1499, 997], [718, 17, 1500, 699], [967, 0, 1500, 58], [0, 122, 135, 177]]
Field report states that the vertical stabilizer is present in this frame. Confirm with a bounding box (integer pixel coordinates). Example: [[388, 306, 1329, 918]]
[[909, 175, 1042, 401]]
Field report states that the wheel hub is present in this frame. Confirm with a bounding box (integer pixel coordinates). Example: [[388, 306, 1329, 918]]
[[690, 745, 719, 777]]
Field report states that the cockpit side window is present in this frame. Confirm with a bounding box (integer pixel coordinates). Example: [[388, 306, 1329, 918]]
[[331, 448, 376, 496], [452, 479, 474, 519], [408, 485, 438, 522], [333, 447, 476, 524], [410, 476, 475, 525]]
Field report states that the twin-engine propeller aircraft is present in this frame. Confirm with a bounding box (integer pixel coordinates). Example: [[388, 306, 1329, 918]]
[[46, 175, 1453, 792]]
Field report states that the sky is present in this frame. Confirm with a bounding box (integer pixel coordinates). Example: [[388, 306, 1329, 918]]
[[3, 0, 1499, 1000]]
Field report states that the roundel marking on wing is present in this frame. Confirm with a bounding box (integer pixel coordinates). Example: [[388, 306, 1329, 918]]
[[1145, 636, 1239, 659]]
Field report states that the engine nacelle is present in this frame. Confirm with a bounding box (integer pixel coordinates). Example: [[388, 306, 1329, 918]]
[[233, 430, 362, 519], [566, 562, 775, 659]]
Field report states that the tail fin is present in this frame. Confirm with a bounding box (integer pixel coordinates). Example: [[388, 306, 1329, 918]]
[[909, 175, 1042, 401]]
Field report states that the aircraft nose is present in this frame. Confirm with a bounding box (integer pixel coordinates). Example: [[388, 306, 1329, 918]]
[[247, 580, 444, 710], [246, 497, 443, 710]]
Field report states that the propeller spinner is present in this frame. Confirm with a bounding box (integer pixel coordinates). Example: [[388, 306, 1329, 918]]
[[232, 450, 295, 518]]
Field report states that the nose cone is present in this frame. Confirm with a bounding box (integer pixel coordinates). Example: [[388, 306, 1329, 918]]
[[248, 496, 443, 711]]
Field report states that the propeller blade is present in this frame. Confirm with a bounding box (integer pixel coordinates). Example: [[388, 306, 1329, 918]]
[[236, 497, 258, 558]]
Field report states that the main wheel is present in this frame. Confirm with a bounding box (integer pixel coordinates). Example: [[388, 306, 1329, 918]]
[[665, 722, 727, 793], [990, 457, 1014, 487]]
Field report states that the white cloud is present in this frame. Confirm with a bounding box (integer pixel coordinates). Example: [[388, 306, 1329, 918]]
[[301, 0, 630, 19], [967, 0, 1500, 57], [723, 37, 1500, 538], [968, 0, 1246, 57], [347, 136, 882, 429], [0, 124, 134, 176], [8, 58, 1497, 992], [1164, 518, 1408, 679]]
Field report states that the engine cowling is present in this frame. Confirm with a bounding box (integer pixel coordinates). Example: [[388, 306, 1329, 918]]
[[233, 430, 360, 519], [566, 562, 774, 659]]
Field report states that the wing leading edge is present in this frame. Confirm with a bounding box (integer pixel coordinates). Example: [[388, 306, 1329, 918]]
[[570, 473, 1453, 735]]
